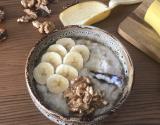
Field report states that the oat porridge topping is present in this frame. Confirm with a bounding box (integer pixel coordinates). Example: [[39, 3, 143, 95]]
[[64, 76, 108, 115]]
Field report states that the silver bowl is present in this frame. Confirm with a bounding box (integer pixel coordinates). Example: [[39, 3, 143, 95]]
[[25, 25, 134, 125]]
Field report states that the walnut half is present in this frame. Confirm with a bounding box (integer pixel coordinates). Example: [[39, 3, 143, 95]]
[[21, 0, 35, 8], [17, 9, 37, 23], [32, 20, 55, 34], [36, 0, 51, 14], [0, 7, 5, 22], [0, 28, 7, 42]]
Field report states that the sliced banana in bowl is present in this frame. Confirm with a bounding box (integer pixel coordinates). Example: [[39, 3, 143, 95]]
[[70, 45, 90, 62], [33, 37, 89, 88], [33, 62, 54, 85], [63, 51, 84, 70], [47, 44, 67, 58], [56, 38, 75, 51], [41, 52, 62, 68], [56, 64, 78, 81], [47, 74, 69, 94]]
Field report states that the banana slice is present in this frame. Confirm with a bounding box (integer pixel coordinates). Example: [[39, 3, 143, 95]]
[[47, 74, 69, 94], [47, 44, 67, 58], [56, 64, 78, 81], [41, 52, 62, 68], [63, 51, 83, 70], [33, 62, 54, 85], [56, 38, 75, 51], [70, 45, 90, 62]]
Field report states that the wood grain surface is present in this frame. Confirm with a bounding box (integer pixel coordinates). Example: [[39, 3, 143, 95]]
[[118, 0, 160, 63], [0, 0, 160, 125]]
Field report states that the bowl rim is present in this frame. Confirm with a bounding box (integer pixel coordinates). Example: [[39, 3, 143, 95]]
[[25, 25, 134, 124]]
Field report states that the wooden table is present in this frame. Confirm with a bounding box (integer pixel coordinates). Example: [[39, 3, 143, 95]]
[[0, 0, 160, 125]]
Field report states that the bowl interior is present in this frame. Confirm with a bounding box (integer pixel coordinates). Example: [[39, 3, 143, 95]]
[[25, 25, 134, 124]]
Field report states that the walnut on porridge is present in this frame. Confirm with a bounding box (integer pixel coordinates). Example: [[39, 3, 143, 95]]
[[64, 76, 108, 115]]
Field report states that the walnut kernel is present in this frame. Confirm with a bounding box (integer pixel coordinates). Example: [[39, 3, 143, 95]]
[[21, 0, 35, 8], [0, 28, 7, 42], [17, 15, 32, 23], [32, 20, 55, 34], [37, 5, 51, 14], [36, 0, 48, 7], [0, 8, 5, 22], [24, 9, 37, 19], [64, 76, 108, 116], [17, 9, 37, 23]]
